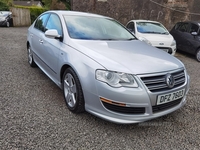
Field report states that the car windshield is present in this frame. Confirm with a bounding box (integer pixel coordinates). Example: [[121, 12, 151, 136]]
[[136, 22, 169, 34], [64, 15, 136, 40]]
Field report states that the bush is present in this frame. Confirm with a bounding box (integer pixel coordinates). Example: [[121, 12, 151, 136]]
[[29, 7, 48, 23], [0, 1, 9, 11]]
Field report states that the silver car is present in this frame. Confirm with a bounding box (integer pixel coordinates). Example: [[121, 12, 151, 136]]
[[27, 11, 190, 124]]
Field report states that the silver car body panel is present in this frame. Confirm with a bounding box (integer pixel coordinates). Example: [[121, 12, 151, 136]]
[[27, 11, 190, 124]]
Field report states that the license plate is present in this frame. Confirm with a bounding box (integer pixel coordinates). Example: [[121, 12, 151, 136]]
[[161, 49, 169, 52], [157, 89, 185, 105]]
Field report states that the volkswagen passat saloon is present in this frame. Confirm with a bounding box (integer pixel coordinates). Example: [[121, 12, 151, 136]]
[[27, 11, 190, 124]]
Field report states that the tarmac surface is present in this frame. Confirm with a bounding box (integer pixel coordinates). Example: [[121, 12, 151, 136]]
[[0, 27, 200, 149]]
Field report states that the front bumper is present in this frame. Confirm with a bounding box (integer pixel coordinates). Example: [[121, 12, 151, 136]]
[[156, 45, 176, 56], [84, 69, 190, 124]]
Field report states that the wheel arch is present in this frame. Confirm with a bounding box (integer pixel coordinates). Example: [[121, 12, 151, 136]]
[[195, 46, 200, 53], [27, 41, 30, 48], [60, 64, 71, 85]]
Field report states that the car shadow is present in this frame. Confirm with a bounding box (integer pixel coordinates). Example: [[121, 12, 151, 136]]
[[175, 50, 196, 61]]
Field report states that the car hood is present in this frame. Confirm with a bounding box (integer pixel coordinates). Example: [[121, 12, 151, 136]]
[[137, 33, 174, 46], [71, 39, 183, 74]]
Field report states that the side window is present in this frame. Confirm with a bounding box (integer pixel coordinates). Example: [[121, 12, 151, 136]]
[[178, 23, 189, 32], [34, 13, 49, 32], [189, 24, 199, 33], [127, 22, 135, 33], [174, 23, 181, 30], [45, 14, 63, 35]]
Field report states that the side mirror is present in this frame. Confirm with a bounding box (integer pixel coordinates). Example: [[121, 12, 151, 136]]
[[45, 29, 63, 41], [191, 32, 198, 36]]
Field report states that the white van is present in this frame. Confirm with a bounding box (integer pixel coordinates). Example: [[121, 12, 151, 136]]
[[126, 20, 176, 55]]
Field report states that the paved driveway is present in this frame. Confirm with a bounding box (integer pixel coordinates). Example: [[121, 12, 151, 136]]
[[0, 27, 199, 149]]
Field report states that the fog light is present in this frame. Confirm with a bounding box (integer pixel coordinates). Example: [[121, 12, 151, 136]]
[[100, 97, 126, 107]]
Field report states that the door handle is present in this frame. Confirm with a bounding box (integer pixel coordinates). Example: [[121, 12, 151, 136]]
[[39, 39, 43, 44]]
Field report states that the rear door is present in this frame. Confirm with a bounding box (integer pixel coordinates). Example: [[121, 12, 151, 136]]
[[30, 13, 50, 66]]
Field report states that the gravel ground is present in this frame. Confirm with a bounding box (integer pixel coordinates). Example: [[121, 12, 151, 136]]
[[0, 27, 200, 150]]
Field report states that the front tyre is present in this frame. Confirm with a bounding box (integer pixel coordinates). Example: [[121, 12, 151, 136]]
[[196, 49, 200, 62], [27, 44, 37, 67], [6, 21, 10, 27], [62, 68, 85, 113]]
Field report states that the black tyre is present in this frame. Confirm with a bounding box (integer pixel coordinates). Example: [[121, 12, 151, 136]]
[[27, 44, 37, 67], [196, 49, 200, 62], [62, 68, 85, 113]]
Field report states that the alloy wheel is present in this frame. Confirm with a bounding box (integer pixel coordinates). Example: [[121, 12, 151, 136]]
[[64, 73, 77, 108]]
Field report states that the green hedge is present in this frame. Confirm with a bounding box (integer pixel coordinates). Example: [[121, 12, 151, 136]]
[[29, 7, 48, 23], [14, 5, 48, 23], [0, 1, 9, 11]]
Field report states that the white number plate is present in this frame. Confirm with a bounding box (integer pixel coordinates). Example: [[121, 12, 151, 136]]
[[161, 49, 169, 52], [157, 89, 185, 105]]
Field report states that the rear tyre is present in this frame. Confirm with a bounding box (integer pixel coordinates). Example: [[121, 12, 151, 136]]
[[27, 44, 37, 67], [62, 68, 85, 113], [196, 49, 200, 62]]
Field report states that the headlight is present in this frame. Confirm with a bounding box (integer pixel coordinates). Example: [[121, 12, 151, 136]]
[[171, 39, 176, 46], [96, 70, 138, 88], [138, 37, 152, 45]]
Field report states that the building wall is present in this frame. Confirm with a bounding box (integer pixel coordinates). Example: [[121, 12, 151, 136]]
[[72, 0, 200, 30]]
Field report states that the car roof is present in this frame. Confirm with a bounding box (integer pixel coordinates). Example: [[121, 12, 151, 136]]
[[44, 10, 111, 19], [178, 21, 200, 26]]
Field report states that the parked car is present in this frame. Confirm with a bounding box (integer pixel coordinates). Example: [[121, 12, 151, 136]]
[[126, 20, 176, 55], [170, 21, 200, 62], [27, 11, 190, 124], [0, 11, 13, 27]]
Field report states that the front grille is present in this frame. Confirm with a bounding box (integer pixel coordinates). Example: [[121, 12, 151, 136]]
[[141, 70, 185, 92], [102, 101, 145, 114], [152, 98, 182, 113], [156, 47, 173, 54]]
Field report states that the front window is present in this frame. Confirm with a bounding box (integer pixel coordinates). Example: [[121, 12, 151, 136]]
[[136, 22, 169, 34], [127, 22, 135, 33], [46, 14, 63, 35], [34, 13, 50, 32], [189, 23, 199, 34], [177, 23, 189, 32], [64, 16, 135, 40]]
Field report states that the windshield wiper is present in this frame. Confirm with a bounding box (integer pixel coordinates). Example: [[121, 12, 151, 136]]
[[127, 38, 136, 40], [161, 32, 169, 34]]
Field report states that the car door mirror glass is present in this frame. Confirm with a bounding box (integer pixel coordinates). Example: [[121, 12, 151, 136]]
[[191, 32, 198, 36]]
